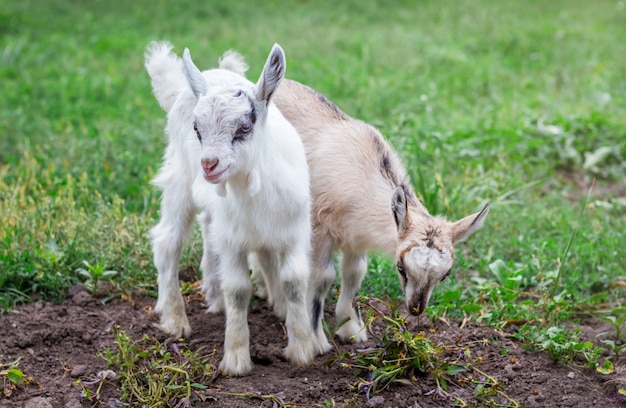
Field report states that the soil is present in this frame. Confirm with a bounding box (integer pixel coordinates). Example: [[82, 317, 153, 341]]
[[1, 286, 625, 408]]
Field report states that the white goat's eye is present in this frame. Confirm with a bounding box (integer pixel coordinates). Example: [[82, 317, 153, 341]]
[[233, 123, 252, 143], [193, 123, 202, 142]]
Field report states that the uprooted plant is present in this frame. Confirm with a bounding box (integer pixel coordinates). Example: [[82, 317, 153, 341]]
[[78, 326, 217, 407], [326, 296, 519, 407], [1, 357, 34, 399]]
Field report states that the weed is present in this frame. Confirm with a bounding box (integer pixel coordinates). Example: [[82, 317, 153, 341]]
[[327, 296, 518, 407], [515, 325, 603, 368], [76, 260, 118, 295], [0, 357, 34, 398], [599, 308, 626, 358], [79, 326, 216, 407]]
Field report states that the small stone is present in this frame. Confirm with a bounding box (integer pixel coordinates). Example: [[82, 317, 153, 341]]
[[567, 371, 575, 379], [64, 399, 83, 408], [23, 397, 54, 408], [308, 386, 321, 399], [70, 364, 88, 378], [366, 395, 385, 408], [72, 290, 93, 306]]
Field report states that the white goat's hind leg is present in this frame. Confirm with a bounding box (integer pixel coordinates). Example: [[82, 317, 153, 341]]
[[249, 253, 269, 301], [309, 238, 336, 355], [253, 249, 286, 319], [151, 187, 195, 338], [198, 212, 224, 314], [281, 244, 315, 366], [335, 251, 368, 343], [219, 249, 253, 376]]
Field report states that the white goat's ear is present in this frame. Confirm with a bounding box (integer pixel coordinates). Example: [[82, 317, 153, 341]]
[[450, 204, 490, 243], [391, 186, 409, 233], [255, 43, 285, 104], [247, 166, 261, 197], [217, 182, 227, 197], [182, 48, 208, 99]]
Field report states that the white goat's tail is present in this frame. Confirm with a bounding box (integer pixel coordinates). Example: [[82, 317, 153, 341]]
[[218, 50, 249, 77], [145, 41, 186, 113]]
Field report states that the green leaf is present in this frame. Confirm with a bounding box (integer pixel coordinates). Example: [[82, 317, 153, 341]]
[[190, 383, 207, 389], [7, 368, 24, 384], [164, 384, 183, 389], [460, 304, 482, 313], [596, 360, 614, 375], [445, 364, 466, 375]]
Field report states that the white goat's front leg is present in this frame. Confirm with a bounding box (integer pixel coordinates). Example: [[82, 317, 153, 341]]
[[252, 249, 286, 319], [219, 249, 253, 376], [151, 185, 195, 339], [198, 211, 224, 314], [281, 243, 315, 366], [309, 237, 336, 355], [335, 251, 368, 343]]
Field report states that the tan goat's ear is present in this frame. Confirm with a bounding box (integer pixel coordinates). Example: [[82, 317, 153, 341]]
[[450, 204, 490, 243], [391, 186, 409, 233]]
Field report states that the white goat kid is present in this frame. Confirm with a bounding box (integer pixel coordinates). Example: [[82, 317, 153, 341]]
[[145, 42, 315, 376], [250, 79, 489, 354]]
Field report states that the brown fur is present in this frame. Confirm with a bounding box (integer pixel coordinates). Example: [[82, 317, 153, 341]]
[[275, 79, 423, 254]]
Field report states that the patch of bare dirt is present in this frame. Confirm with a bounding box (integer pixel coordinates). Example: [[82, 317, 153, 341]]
[[556, 169, 626, 203], [1, 286, 625, 408]]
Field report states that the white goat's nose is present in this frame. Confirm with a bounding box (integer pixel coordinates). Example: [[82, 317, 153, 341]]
[[202, 158, 219, 172]]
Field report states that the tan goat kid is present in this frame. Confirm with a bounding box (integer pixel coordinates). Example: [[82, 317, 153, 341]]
[[246, 79, 489, 354]]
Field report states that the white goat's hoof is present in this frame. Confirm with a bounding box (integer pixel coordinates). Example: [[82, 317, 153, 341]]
[[219, 348, 253, 376], [253, 284, 268, 300], [154, 297, 191, 338], [284, 340, 315, 367], [206, 301, 224, 314], [314, 334, 333, 356], [158, 314, 191, 339], [204, 294, 225, 314], [336, 318, 368, 343], [272, 301, 287, 321]]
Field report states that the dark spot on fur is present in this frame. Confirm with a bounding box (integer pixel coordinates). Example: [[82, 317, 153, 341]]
[[299, 83, 347, 120], [424, 226, 442, 250], [317, 92, 348, 120], [396, 260, 407, 286], [352, 291, 361, 320], [282, 280, 303, 304], [312, 298, 322, 331], [228, 288, 250, 311], [233, 95, 257, 144], [370, 131, 419, 206]]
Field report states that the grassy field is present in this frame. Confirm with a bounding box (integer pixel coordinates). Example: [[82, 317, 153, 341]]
[[1, 0, 625, 346]]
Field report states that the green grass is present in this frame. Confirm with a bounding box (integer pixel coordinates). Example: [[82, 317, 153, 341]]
[[1, 0, 624, 349]]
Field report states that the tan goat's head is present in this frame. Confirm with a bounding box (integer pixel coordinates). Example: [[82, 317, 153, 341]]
[[391, 186, 489, 316]]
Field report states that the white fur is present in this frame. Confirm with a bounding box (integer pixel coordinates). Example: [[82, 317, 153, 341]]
[[145, 41, 315, 376]]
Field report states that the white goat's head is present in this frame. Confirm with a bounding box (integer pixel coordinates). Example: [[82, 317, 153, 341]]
[[182, 44, 286, 187], [391, 186, 489, 316]]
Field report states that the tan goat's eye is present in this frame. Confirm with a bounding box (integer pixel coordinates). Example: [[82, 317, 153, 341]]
[[396, 261, 407, 280]]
